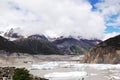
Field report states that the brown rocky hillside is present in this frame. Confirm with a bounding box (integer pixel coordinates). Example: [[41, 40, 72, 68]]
[[84, 35, 120, 64]]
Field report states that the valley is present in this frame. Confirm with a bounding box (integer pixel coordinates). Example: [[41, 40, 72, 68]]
[[0, 55, 120, 80]]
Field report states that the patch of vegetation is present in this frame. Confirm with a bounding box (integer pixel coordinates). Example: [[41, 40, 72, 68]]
[[13, 68, 32, 80]]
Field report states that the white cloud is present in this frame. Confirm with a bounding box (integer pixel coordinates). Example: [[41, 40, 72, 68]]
[[95, 0, 120, 15], [0, 0, 106, 39], [95, 0, 120, 27], [106, 16, 120, 27], [103, 32, 120, 41], [94, 0, 120, 39]]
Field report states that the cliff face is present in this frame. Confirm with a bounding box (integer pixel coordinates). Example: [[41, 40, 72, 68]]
[[84, 35, 120, 64]]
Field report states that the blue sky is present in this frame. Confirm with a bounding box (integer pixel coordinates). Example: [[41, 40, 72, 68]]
[[89, 0, 101, 10], [0, 0, 120, 40], [89, 0, 120, 34]]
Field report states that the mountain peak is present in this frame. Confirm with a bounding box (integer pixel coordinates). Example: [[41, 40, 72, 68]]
[[28, 34, 48, 41]]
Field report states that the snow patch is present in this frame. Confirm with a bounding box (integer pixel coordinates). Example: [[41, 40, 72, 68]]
[[87, 64, 120, 70], [31, 62, 120, 70], [31, 62, 59, 70], [111, 76, 120, 80], [44, 71, 87, 78], [58, 63, 120, 70], [90, 73, 98, 76]]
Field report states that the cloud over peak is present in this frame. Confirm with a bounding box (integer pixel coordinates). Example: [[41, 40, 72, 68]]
[[0, 0, 114, 39]]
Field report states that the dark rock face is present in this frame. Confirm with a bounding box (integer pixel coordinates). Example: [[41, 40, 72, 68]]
[[4, 28, 23, 39], [53, 38, 101, 55], [0, 67, 15, 78], [84, 35, 120, 64]]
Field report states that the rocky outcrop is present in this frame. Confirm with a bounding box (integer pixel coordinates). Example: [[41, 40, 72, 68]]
[[84, 35, 120, 64]]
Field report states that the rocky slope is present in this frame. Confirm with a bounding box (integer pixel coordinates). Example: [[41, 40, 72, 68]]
[[53, 37, 101, 55], [84, 35, 120, 64]]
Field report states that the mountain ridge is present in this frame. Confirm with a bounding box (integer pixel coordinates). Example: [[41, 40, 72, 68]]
[[53, 37, 101, 55], [0, 34, 101, 55]]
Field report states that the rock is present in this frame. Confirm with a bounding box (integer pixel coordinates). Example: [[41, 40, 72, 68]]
[[0, 67, 48, 80], [84, 35, 120, 64]]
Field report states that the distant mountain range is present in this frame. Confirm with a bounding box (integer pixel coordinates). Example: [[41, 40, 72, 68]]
[[0, 33, 101, 55], [53, 37, 101, 55], [0, 29, 102, 55], [84, 35, 120, 64]]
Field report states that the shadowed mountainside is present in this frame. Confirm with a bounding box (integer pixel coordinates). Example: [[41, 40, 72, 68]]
[[14, 36, 61, 55], [0, 35, 61, 55]]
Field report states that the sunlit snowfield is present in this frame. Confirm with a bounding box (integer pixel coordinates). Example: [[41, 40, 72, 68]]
[[29, 61, 120, 80]]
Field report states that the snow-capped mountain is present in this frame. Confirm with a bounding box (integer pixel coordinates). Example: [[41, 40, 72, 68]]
[[0, 28, 102, 55]]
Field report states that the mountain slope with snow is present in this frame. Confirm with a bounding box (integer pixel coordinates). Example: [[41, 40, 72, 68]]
[[53, 37, 101, 55]]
